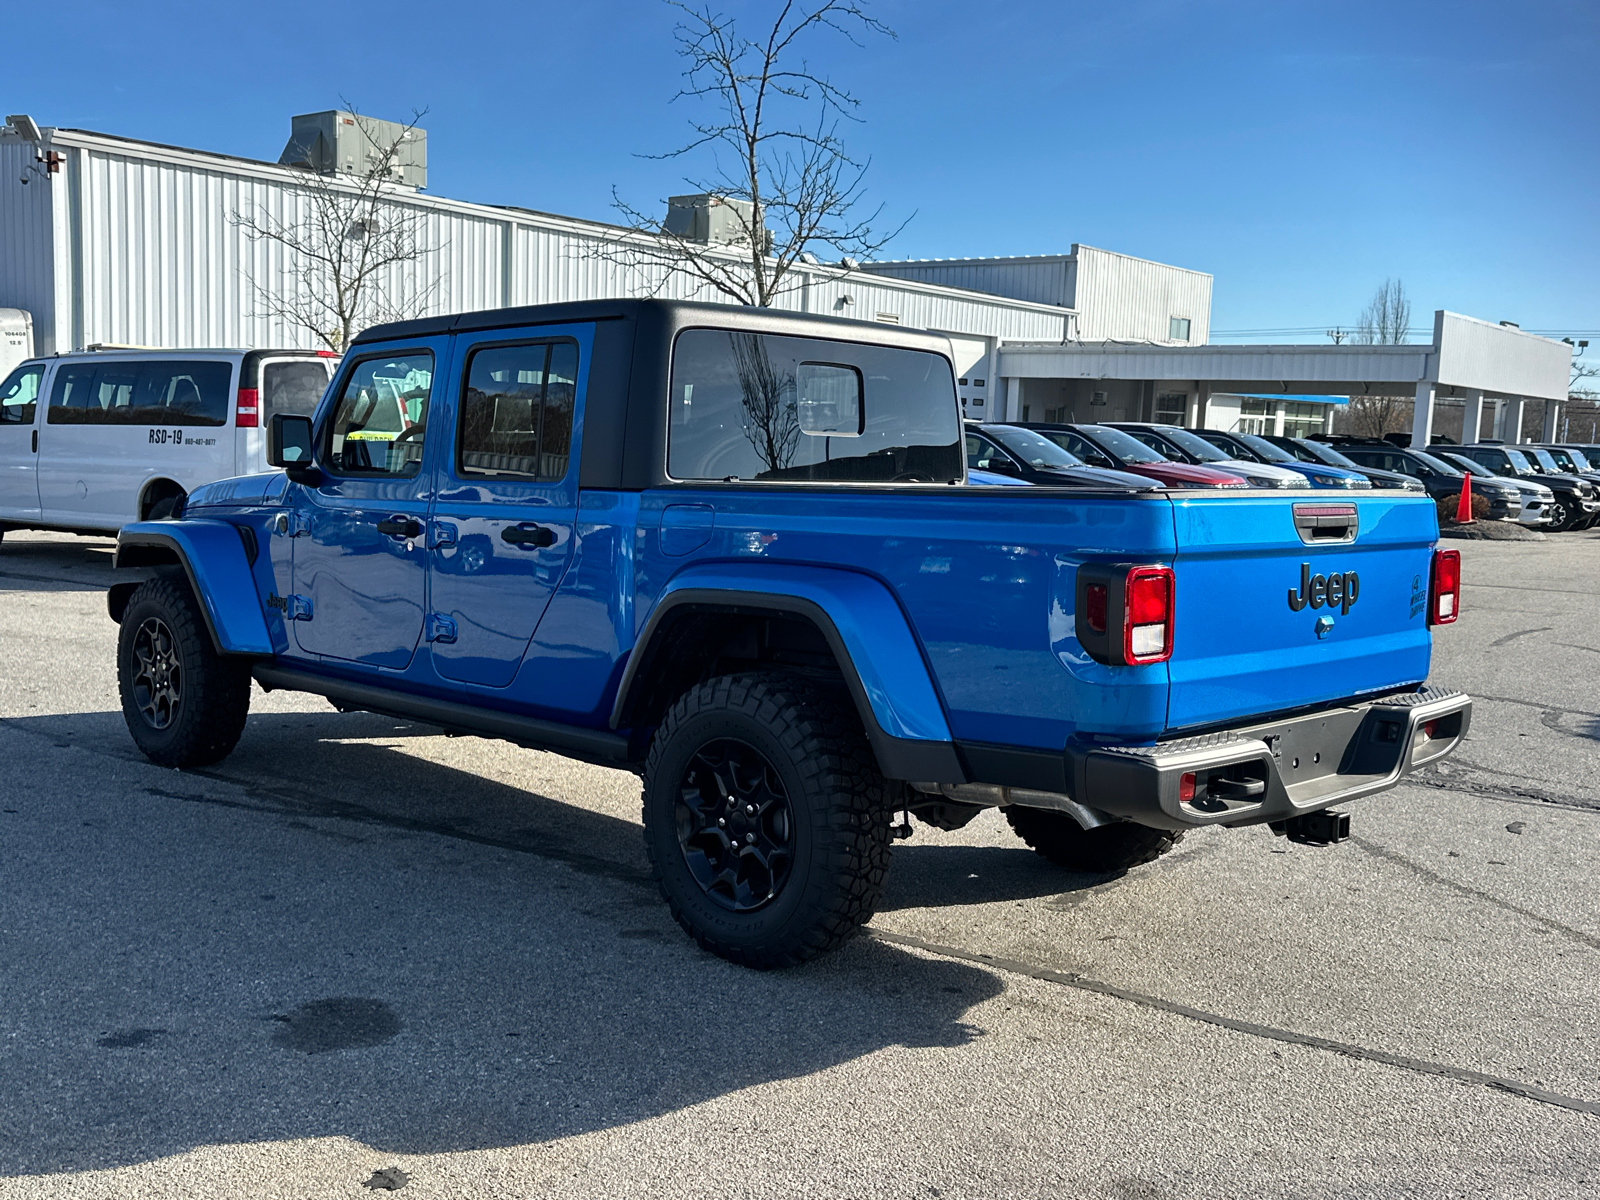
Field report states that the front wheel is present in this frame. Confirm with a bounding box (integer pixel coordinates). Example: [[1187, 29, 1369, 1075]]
[[1006, 807, 1183, 874], [642, 673, 893, 969], [117, 576, 251, 767], [1546, 500, 1572, 531]]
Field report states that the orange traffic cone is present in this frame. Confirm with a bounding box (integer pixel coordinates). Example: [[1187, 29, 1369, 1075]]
[[1455, 472, 1474, 524]]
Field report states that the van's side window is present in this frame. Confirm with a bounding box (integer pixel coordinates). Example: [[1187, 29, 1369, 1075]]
[[326, 352, 434, 476], [0, 364, 43, 425], [47, 361, 231, 426], [457, 340, 578, 481]]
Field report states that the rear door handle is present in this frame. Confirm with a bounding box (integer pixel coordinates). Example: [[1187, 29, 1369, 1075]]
[[502, 523, 556, 548], [376, 516, 423, 539]]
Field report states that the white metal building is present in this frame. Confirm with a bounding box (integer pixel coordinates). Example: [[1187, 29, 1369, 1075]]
[[1, 114, 1570, 446], [0, 121, 1070, 387]]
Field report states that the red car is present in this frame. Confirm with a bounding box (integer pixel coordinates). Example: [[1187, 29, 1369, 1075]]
[[1017, 423, 1249, 488]]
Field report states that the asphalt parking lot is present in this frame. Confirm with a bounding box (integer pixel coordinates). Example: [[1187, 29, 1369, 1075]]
[[1, 526, 1598, 1199]]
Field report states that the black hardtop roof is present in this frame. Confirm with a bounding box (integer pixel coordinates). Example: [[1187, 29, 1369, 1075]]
[[350, 298, 955, 354]]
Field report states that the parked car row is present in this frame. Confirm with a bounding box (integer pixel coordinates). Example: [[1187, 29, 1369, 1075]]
[[959, 419, 1599, 534]]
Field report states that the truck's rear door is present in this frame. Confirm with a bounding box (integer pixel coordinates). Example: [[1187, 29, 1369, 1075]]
[[1166, 491, 1438, 732]]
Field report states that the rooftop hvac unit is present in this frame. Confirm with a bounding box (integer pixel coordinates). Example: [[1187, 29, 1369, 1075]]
[[279, 111, 427, 189], [665, 194, 771, 250]]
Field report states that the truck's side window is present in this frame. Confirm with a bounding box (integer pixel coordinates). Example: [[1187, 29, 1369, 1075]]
[[47, 361, 230, 426], [965, 434, 1010, 471], [668, 330, 961, 483], [0, 364, 43, 424], [326, 352, 434, 476], [457, 340, 577, 481]]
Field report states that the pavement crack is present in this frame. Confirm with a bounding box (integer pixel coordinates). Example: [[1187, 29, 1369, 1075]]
[[868, 928, 1600, 1121], [1350, 835, 1600, 952], [1409, 762, 1600, 814], [1466, 692, 1600, 721]]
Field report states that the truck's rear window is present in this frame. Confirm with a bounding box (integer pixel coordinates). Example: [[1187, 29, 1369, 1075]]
[[667, 330, 961, 483]]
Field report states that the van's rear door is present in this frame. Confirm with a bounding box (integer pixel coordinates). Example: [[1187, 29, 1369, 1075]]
[[235, 354, 337, 474], [1166, 492, 1437, 732]]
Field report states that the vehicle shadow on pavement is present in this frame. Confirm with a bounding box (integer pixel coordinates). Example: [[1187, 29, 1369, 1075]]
[[0, 710, 1009, 1177], [880, 843, 1113, 910]]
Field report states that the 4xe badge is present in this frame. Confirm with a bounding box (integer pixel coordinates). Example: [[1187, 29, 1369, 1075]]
[[1287, 562, 1359, 615]]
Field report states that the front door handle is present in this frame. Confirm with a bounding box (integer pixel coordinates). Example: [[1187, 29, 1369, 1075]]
[[376, 516, 423, 539], [502, 523, 556, 548]]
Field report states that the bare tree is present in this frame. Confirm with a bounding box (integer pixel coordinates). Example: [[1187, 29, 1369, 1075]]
[[731, 333, 799, 470], [1338, 279, 1414, 437], [232, 107, 441, 352], [608, 1, 905, 306], [1353, 278, 1412, 345]]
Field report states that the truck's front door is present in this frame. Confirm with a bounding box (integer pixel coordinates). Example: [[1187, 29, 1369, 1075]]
[[0, 362, 44, 523], [425, 329, 585, 688], [289, 342, 446, 670]]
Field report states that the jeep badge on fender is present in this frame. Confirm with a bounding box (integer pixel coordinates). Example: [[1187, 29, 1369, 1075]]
[[1288, 562, 1360, 615]]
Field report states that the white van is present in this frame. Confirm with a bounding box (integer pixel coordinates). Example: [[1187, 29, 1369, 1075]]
[[0, 348, 336, 539]]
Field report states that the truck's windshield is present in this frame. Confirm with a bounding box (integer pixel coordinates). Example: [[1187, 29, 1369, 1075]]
[[668, 330, 962, 483]]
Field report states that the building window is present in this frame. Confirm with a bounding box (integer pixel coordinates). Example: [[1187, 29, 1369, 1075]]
[[1283, 401, 1325, 439], [1153, 392, 1188, 424], [1237, 397, 1274, 435], [1169, 316, 1191, 342]]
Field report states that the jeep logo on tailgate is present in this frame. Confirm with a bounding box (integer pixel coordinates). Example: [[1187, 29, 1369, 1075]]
[[1288, 563, 1359, 614]]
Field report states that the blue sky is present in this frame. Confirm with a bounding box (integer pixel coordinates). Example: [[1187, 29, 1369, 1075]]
[[10, 0, 1598, 341]]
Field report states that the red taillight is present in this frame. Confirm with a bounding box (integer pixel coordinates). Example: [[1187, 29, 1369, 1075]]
[[1178, 772, 1196, 802], [315, 350, 338, 357], [1085, 584, 1108, 634], [235, 387, 259, 428], [1429, 549, 1460, 625], [1123, 566, 1174, 664], [1422, 720, 1438, 739]]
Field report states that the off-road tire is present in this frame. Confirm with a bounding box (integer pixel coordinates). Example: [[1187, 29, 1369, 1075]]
[[144, 493, 184, 521], [1005, 807, 1183, 874], [642, 672, 893, 969], [117, 576, 251, 768]]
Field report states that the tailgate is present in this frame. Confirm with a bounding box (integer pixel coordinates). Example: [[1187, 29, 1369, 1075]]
[[1167, 492, 1437, 732]]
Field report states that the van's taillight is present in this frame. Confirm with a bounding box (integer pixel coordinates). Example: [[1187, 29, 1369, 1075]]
[[1124, 566, 1174, 663], [235, 387, 259, 428], [1429, 549, 1460, 626]]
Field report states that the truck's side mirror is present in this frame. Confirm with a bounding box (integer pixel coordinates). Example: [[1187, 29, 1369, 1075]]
[[268, 413, 321, 484], [985, 457, 1021, 476]]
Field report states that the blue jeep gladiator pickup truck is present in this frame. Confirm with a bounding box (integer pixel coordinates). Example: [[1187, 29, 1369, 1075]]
[[109, 300, 1471, 968]]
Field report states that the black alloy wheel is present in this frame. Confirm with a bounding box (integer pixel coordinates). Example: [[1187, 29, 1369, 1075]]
[[1547, 499, 1571, 530], [676, 739, 795, 911], [130, 616, 182, 730], [642, 672, 893, 969], [117, 576, 251, 768]]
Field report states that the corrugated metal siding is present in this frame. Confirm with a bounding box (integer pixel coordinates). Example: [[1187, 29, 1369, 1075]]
[[861, 258, 1073, 308], [75, 145, 511, 350], [28, 129, 1072, 353], [1069, 246, 1213, 344], [0, 141, 59, 352]]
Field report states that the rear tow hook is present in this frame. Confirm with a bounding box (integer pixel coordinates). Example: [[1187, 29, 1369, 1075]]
[[1270, 809, 1351, 846]]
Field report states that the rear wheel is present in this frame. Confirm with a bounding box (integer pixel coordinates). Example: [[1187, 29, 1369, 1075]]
[[642, 673, 893, 969], [1006, 806, 1182, 874], [117, 577, 251, 767], [144, 492, 185, 521]]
